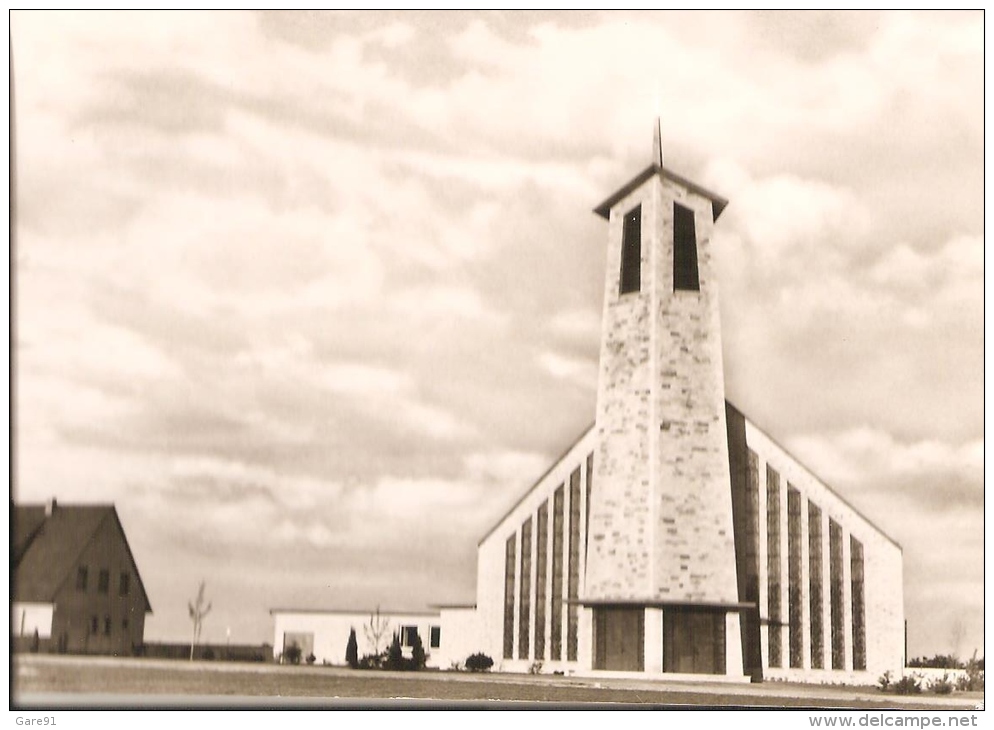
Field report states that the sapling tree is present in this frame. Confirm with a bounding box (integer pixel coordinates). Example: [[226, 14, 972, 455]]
[[188, 580, 212, 661]]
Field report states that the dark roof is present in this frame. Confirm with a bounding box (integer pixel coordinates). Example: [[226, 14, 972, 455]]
[[11, 502, 153, 612], [593, 163, 728, 222]]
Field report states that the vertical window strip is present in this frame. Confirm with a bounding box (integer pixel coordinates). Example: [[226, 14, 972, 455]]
[[551, 485, 565, 661], [851, 536, 866, 671], [808, 502, 824, 669], [535, 503, 548, 660], [567, 468, 581, 661], [766, 466, 782, 668], [584, 452, 593, 556], [503, 535, 516, 660], [620, 205, 642, 295], [673, 202, 700, 291], [787, 486, 803, 668], [745, 449, 761, 601], [518, 518, 532, 660], [830, 520, 845, 670]]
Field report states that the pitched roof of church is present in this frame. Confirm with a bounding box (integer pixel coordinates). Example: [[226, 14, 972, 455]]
[[11, 502, 153, 611], [593, 163, 729, 222]]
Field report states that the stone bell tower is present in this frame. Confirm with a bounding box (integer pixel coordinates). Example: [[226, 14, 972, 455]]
[[583, 123, 743, 675]]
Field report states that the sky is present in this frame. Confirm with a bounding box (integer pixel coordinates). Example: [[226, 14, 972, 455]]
[[11, 10, 984, 660]]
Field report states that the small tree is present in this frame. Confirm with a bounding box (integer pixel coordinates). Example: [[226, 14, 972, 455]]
[[386, 632, 404, 670], [410, 630, 426, 670], [346, 628, 359, 669], [187, 580, 212, 661], [364, 606, 391, 657]]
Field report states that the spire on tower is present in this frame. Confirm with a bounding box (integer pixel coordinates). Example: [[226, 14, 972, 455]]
[[652, 116, 663, 167]]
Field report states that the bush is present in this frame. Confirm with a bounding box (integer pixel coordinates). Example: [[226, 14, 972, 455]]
[[876, 670, 892, 692], [203, 647, 215, 661], [346, 628, 359, 669], [385, 633, 404, 671], [465, 652, 494, 673], [893, 675, 922, 695], [283, 643, 303, 665], [957, 652, 985, 692], [410, 631, 426, 671], [358, 652, 385, 670], [928, 674, 953, 695], [306, 653, 316, 665]]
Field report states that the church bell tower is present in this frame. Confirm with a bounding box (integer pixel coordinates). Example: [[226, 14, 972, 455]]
[[583, 123, 744, 676]]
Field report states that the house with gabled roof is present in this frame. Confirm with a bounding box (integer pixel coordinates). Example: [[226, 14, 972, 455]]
[[11, 499, 152, 656]]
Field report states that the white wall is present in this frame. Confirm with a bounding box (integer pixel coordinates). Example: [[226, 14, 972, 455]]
[[272, 610, 443, 667], [432, 607, 481, 670], [11, 602, 53, 638]]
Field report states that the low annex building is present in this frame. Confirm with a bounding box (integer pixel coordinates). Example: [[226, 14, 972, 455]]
[[11, 500, 153, 656]]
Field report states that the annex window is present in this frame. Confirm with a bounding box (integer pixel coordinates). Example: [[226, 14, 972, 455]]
[[76, 566, 88, 592], [787, 487, 803, 669], [534, 502, 548, 660], [808, 501, 824, 669], [851, 537, 866, 671], [567, 467, 581, 661], [518, 517, 532, 660], [119, 572, 130, 597], [400, 625, 419, 647], [98, 568, 110, 594], [503, 535, 516, 659], [766, 466, 782, 668], [429, 625, 441, 649], [619, 205, 642, 295], [673, 202, 700, 291]]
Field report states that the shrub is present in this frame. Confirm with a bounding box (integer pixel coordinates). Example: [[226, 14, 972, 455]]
[[957, 652, 985, 692], [385, 633, 404, 671], [284, 643, 303, 665], [465, 652, 494, 673], [346, 628, 359, 669], [358, 652, 385, 670], [410, 631, 426, 671], [928, 674, 953, 695], [893, 675, 922, 695], [203, 647, 215, 661], [306, 653, 316, 665], [877, 670, 892, 692]]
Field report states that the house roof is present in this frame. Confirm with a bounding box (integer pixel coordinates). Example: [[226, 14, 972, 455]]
[[11, 502, 153, 612], [592, 163, 728, 222]]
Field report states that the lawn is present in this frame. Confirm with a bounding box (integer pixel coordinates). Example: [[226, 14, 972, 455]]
[[12, 655, 983, 710]]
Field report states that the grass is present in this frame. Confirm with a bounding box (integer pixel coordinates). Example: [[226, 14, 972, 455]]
[[13, 655, 983, 709]]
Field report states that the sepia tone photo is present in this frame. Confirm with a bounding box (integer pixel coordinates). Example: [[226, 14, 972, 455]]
[[10, 10, 984, 711]]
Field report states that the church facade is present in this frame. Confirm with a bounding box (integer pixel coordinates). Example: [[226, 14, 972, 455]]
[[463, 132, 904, 683]]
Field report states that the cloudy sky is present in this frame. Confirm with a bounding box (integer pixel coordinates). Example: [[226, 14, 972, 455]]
[[11, 11, 983, 659]]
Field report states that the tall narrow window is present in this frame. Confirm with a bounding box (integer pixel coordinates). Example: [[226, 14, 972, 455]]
[[584, 453, 594, 556], [430, 626, 441, 649], [620, 205, 641, 294], [567, 467, 581, 661], [76, 566, 89, 592], [830, 520, 845, 669], [119, 572, 130, 597], [98, 568, 110, 594], [518, 517, 532, 659], [787, 487, 803, 668], [766, 466, 782, 668], [808, 502, 824, 669], [535, 502, 548, 660], [673, 202, 700, 291], [851, 537, 866, 670], [503, 535, 516, 659], [551, 485, 565, 660]]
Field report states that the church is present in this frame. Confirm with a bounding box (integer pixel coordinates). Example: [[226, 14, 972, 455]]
[[434, 126, 904, 683], [273, 127, 905, 683]]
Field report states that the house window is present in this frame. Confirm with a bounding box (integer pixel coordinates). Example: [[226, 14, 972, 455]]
[[619, 205, 641, 295], [673, 202, 700, 291], [98, 568, 110, 594], [400, 625, 419, 647], [119, 572, 130, 596], [104, 616, 112, 636], [429, 626, 441, 649], [76, 566, 88, 592]]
